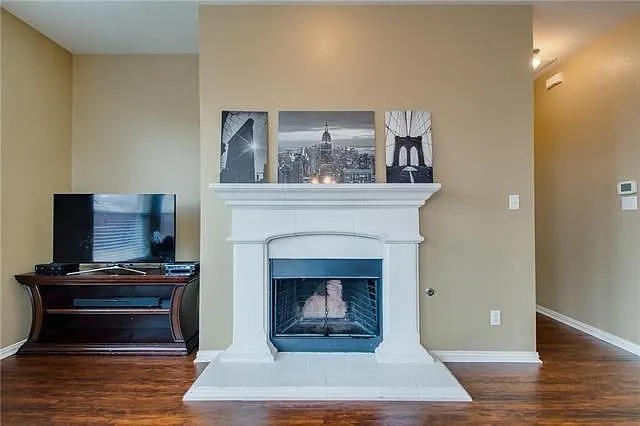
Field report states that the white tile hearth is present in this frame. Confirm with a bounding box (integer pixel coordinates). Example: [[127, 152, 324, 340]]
[[183, 353, 471, 401]]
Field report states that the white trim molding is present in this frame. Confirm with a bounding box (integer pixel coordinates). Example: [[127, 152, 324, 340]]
[[537, 305, 640, 356], [432, 350, 542, 363], [194, 350, 223, 364], [1, 339, 26, 360]]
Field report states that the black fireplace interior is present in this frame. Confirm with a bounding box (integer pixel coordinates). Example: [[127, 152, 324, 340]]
[[270, 259, 382, 352]]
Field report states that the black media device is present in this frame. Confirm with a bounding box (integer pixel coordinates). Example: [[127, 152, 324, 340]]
[[162, 262, 199, 275], [53, 193, 176, 265], [35, 263, 80, 275]]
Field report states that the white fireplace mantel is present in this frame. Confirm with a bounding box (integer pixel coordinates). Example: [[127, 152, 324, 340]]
[[183, 182, 470, 401], [210, 182, 441, 364], [210, 183, 441, 208]]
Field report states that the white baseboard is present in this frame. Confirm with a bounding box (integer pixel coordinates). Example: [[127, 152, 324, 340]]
[[537, 305, 640, 356], [194, 350, 223, 364], [432, 350, 541, 363], [1, 339, 26, 360]]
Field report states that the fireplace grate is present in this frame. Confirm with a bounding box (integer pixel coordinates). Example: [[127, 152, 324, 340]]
[[273, 278, 378, 337]]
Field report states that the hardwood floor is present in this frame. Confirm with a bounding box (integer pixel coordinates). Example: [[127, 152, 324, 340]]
[[2, 314, 639, 425]]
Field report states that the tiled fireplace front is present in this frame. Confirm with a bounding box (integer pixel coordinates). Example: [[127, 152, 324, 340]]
[[183, 183, 471, 401]]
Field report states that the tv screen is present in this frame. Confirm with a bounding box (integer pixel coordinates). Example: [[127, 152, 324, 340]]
[[53, 194, 176, 264]]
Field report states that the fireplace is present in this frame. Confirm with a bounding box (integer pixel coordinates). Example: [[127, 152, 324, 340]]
[[270, 259, 382, 352], [183, 183, 471, 401], [205, 183, 443, 364]]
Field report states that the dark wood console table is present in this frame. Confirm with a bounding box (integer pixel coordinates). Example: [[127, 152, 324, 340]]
[[15, 269, 199, 355]]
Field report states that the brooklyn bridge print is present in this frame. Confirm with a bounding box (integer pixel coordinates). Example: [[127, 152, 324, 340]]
[[385, 111, 434, 183], [219, 111, 268, 183]]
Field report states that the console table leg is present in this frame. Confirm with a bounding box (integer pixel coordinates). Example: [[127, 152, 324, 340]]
[[25, 285, 44, 342], [170, 286, 185, 341]]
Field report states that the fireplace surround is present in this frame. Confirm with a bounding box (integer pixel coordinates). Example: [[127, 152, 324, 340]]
[[183, 183, 471, 401], [213, 183, 440, 364]]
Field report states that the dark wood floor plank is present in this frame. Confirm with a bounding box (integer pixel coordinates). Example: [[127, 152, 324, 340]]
[[2, 314, 639, 425]]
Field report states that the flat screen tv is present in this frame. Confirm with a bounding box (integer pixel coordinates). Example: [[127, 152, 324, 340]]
[[53, 193, 176, 264]]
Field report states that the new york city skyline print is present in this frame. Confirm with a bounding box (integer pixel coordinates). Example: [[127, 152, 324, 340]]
[[278, 111, 376, 184]]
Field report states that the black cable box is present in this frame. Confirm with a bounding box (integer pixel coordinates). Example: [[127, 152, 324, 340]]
[[162, 262, 199, 275], [35, 263, 79, 275]]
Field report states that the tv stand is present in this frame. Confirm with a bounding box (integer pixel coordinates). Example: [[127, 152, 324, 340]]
[[14, 269, 199, 355], [67, 264, 147, 276]]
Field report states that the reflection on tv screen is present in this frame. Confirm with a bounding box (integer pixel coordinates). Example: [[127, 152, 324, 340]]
[[53, 193, 176, 264]]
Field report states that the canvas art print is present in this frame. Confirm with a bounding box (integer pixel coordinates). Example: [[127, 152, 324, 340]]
[[278, 111, 376, 184], [385, 111, 433, 183], [219, 111, 268, 183]]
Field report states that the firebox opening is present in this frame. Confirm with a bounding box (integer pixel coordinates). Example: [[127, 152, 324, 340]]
[[270, 259, 382, 353]]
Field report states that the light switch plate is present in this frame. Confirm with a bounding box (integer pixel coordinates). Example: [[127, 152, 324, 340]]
[[508, 194, 520, 211], [490, 310, 501, 326]]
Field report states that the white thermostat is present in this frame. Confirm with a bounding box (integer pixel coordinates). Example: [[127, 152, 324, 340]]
[[617, 180, 637, 195]]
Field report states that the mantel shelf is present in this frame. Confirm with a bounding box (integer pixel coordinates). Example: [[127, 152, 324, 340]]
[[210, 183, 442, 208]]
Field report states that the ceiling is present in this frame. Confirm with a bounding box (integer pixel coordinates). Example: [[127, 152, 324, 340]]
[[3, 0, 640, 63], [2, 1, 200, 54], [533, 2, 640, 68]]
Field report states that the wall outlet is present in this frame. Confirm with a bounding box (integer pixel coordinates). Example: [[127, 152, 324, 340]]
[[490, 310, 501, 326], [621, 195, 638, 211]]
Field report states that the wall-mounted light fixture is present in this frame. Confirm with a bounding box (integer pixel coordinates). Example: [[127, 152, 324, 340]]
[[532, 48, 542, 69]]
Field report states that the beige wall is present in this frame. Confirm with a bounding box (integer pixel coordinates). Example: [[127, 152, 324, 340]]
[[199, 5, 536, 351], [1, 10, 72, 347], [72, 55, 200, 261], [535, 15, 640, 345]]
